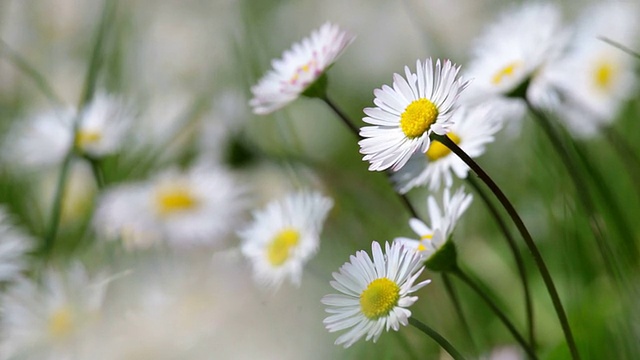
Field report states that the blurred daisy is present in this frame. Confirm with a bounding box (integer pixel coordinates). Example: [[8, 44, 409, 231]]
[[0, 264, 108, 360], [359, 58, 469, 172], [93, 164, 245, 249], [321, 241, 430, 348], [542, 2, 639, 138], [394, 187, 473, 260], [239, 190, 333, 289], [0, 207, 34, 283], [75, 91, 134, 157], [392, 103, 503, 193], [250, 22, 355, 114], [463, 3, 566, 103]]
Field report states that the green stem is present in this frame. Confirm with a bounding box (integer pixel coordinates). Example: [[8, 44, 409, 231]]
[[434, 134, 580, 360], [442, 273, 478, 355], [452, 267, 537, 359], [466, 176, 535, 348], [86, 156, 106, 189], [408, 317, 467, 360]]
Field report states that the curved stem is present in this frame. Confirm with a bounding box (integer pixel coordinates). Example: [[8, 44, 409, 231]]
[[452, 267, 537, 360], [466, 176, 534, 348], [442, 273, 478, 355], [408, 317, 467, 360], [434, 133, 580, 360]]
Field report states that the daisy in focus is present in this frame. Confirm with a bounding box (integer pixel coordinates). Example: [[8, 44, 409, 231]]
[[541, 2, 639, 138], [0, 264, 108, 360], [394, 187, 473, 261], [0, 207, 34, 284], [250, 22, 355, 114], [359, 58, 469, 172], [392, 103, 503, 193], [321, 241, 430, 348], [463, 3, 566, 104], [239, 190, 333, 289]]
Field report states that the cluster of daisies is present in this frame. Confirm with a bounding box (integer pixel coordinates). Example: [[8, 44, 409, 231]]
[[248, 1, 639, 349]]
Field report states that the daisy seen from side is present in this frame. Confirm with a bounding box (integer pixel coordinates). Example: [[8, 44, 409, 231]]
[[239, 190, 333, 289], [250, 22, 355, 114], [321, 241, 430, 348], [359, 58, 469, 172]]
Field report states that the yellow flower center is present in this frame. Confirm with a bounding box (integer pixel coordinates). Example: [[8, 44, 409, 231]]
[[267, 228, 300, 266], [155, 186, 199, 216], [400, 98, 439, 139], [75, 130, 102, 149], [593, 59, 617, 92], [48, 306, 74, 340], [426, 133, 460, 161], [360, 277, 401, 320], [417, 234, 433, 252], [492, 61, 522, 85], [290, 60, 316, 84]]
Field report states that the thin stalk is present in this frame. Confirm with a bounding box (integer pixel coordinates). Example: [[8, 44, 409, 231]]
[[86, 156, 106, 189], [408, 317, 467, 360], [452, 267, 537, 360], [434, 134, 580, 360], [321, 96, 419, 219], [442, 273, 478, 356], [466, 176, 534, 348]]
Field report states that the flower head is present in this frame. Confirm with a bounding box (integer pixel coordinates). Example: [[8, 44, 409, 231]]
[[322, 241, 430, 348], [394, 187, 473, 260], [0, 207, 34, 284], [359, 58, 469, 172], [250, 22, 355, 114], [239, 191, 333, 289], [392, 102, 504, 193]]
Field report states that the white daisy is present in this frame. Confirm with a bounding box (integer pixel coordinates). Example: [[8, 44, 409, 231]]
[[359, 58, 470, 172], [76, 91, 134, 157], [321, 241, 430, 348], [541, 2, 639, 138], [463, 3, 567, 103], [0, 207, 34, 283], [93, 163, 245, 249], [394, 187, 473, 260], [249, 22, 355, 115], [239, 190, 333, 289], [392, 102, 504, 193], [0, 264, 108, 360]]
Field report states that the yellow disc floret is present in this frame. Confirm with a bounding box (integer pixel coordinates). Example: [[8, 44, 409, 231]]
[[155, 185, 199, 216], [400, 98, 439, 139], [593, 59, 617, 92], [360, 277, 401, 320], [75, 130, 102, 149], [267, 228, 301, 266], [426, 133, 461, 161], [48, 306, 74, 340], [492, 61, 522, 85]]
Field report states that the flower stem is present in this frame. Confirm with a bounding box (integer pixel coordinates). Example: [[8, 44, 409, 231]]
[[320, 96, 419, 219], [442, 273, 478, 356], [408, 317, 467, 360], [466, 176, 534, 348], [452, 266, 537, 359], [433, 133, 580, 360]]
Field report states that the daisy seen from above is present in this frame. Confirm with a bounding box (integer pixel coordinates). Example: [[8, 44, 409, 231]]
[[250, 22, 355, 115], [239, 190, 333, 289], [321, 241, 430, 348], [359, 58, 469, 172], [392, 102, 504, 193]]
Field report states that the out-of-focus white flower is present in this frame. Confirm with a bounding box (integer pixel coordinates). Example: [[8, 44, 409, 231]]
[[0, 207, 34, 284], [322, 241, 430, 348], [0, 264, 108, 360], [359, 58, 469, 172], [540, 2, 639, 138], [394, 187, 473, 260], [93, 164, 245, 249], [239, 190, 333, 289], [392, 102, 503, 193], [250, 22, 355, 114]]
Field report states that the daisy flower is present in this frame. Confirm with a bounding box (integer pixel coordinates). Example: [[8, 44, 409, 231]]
[[321, 241, 430, 348], [0, 264, 108, 360], [0, 207, 35, 284], [541, 2, 639, 138], [359, 58, 469, 172], [249, 22, 355, 115], [394, 187, 473, 261], [239, 190, 333, 289], [463, 3, 566, 103], [392, 102, 503, 193]]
